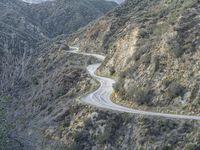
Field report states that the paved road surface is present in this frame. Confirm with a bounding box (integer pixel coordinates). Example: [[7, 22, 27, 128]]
[[69, 47, 200, 121]]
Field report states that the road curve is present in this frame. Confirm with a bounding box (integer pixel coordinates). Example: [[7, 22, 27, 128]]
[[69, 47, 200, 121]]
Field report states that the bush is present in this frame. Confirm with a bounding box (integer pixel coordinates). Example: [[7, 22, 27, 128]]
[[138, 28, 151, 38], [134, 41, 151, 61], [113, 80, 125, 94], [162, 79, 172, 89], [113, 82, 120, 93], [96, 121, 115, 144], [184, 143, 199, 150], [73, 130, 89, 142], [140, 53, 151, 67], [96, 129, 111, 144], [152, 55, 160, 73], [96, 116, 122, 144], [167, 82, 185, 99], [127, 86, 153, 105], [109, 66, 116, 75], [191, 83, 199, 100], [0, 97, 10, 149], [64, 142, 82, 150], [166, 34, 184, 57], [31, 76, 39, 85], [170, 41, 183, 57]]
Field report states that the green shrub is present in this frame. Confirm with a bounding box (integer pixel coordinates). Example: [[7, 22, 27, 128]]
[[119, 71, 126, 79], [134, 43, 150, 61], [167, 37, 184, 57], [153, 23, 169, 36], [96, 129, 111, 144], [0, 97, 11, 149], [184, 143, 199, 150], [109, 66, 116, 75], [167, 82, 185, 99], [113, 82, 120, 93], [191, 83, 199, 100], [140, 53, 151, 67], [170, 42, 183, 57], [96, 122, 114, 144], [31, 76, 39, 85], [127, 86, 153, 105], [162, 79, 172, 89], [84, 118, 93, 128], [138, 28, 150, 38], [73, 130, 89, 142], [64, 142, 82, 150], [152, 55, 160, 73], [113, 80, 125, 95]]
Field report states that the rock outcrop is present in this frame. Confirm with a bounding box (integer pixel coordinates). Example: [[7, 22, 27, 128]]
[[70, 0, 200, 114]]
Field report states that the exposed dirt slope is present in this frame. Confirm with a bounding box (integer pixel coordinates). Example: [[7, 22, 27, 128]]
[[69, 0, 200, 115]]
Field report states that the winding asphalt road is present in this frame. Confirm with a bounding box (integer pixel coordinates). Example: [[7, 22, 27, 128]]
[[69, 47, 200, 121]]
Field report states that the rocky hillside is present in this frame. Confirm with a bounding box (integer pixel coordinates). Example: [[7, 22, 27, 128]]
[[1, 41, 100, 149], [1, 0, 200, 149], [0, 0, 46, 94], [0, 0, 117, 149], [69, 0, 200, 115], [28, 0, 118, 37], [1, 39, 199, 149], [0, 0, 117, 94]]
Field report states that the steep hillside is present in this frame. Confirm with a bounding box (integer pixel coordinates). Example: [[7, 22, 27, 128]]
[[0, 0, 46, 94], [2, 40, 199, 149], [0, 0, 117, 149], [0, 0, 117, 94], [69, 0, 200, 115], [28, 0, 118, 37], [1, 0, 200, 149]]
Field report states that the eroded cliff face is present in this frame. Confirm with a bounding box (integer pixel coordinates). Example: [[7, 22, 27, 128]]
[[69, 0, 200, 114], [99, 27, 139, 75]]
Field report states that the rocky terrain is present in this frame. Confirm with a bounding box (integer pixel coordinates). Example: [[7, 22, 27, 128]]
[[1, 0, 200, 149], [0, 0, 117, 149], [0, 0, 117, 94], [28, 0, 117, 37], [69, 0, 200, 115], [1, 43, 101, 149]]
